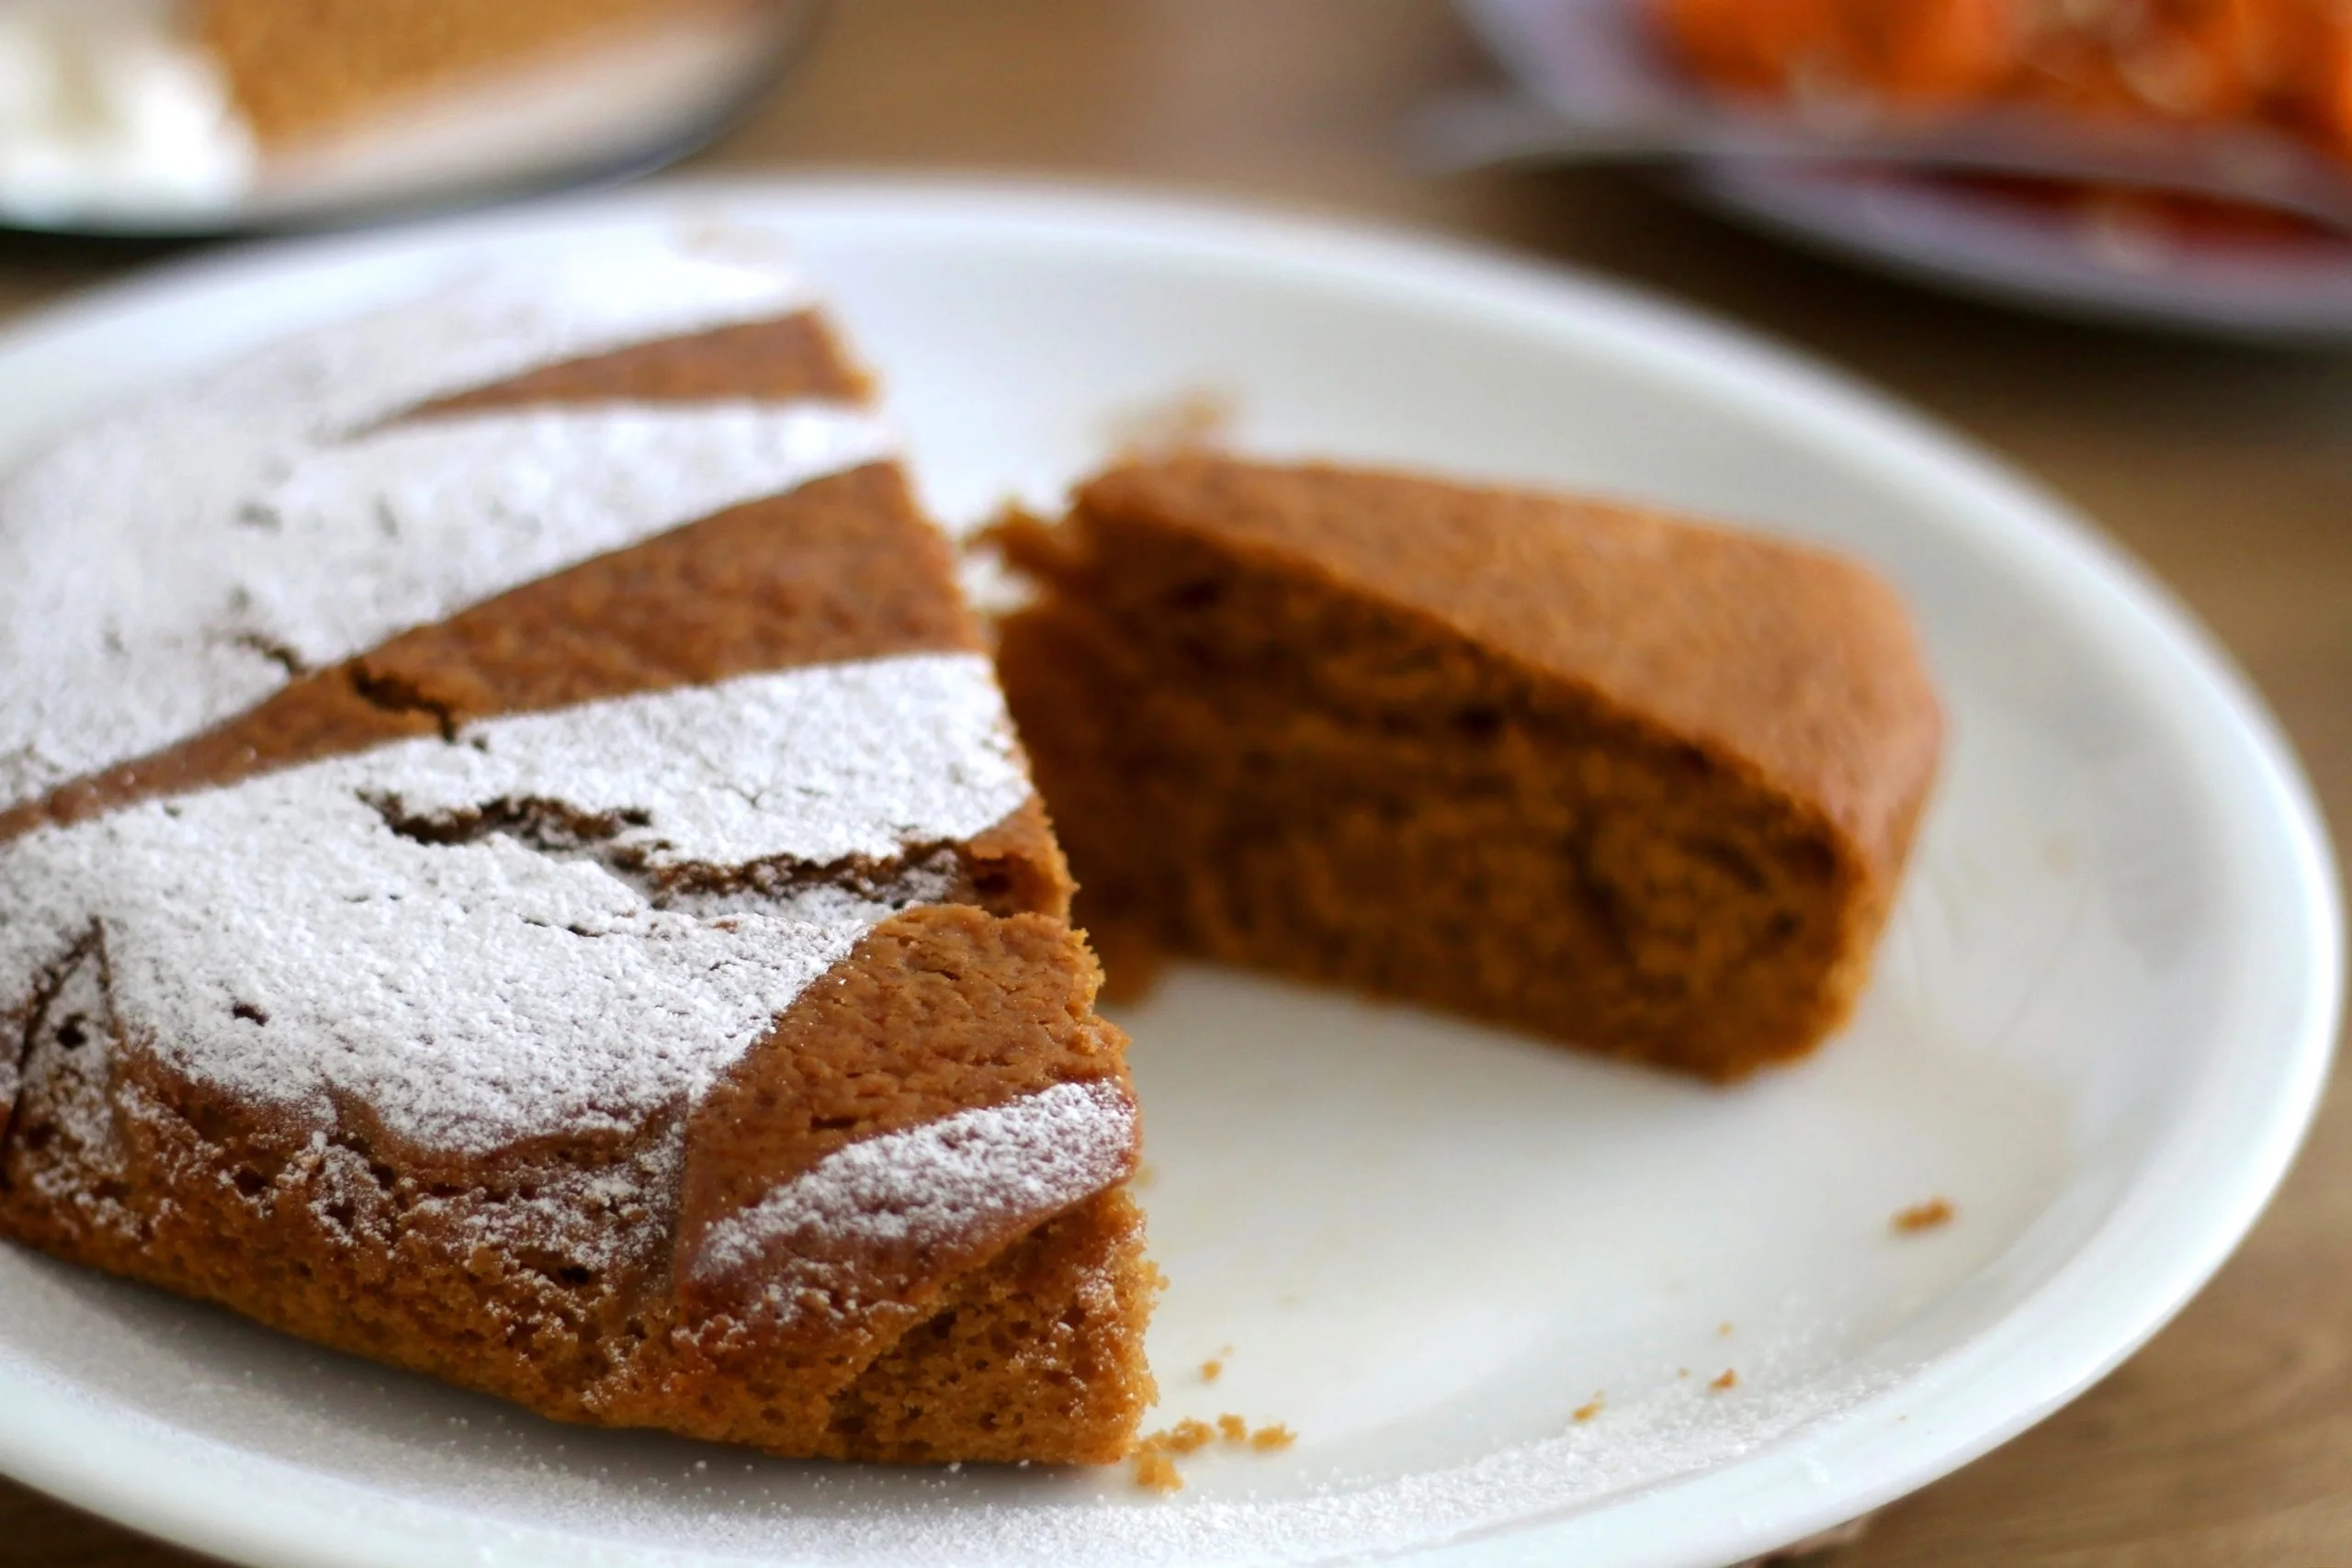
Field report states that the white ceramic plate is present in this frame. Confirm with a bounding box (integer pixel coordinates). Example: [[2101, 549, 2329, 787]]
[[1457, 0, 2352, 344], [0, 179, 2336, 1568]]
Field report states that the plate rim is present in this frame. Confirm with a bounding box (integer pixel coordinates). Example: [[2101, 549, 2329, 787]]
[[0, 174, 2336, 1568], [1687, 162, 2352, 346]]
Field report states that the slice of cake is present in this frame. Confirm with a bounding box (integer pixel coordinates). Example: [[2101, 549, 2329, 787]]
[[193, 0, 764, 148], [993, 456, 1942, 1081], [0, 233, 1154, 1464]]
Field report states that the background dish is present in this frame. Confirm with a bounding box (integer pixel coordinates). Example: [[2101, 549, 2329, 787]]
[[0, 179, 2335, 1568], [1457, 0, 2352, 344], [0, 2, 818, 237]]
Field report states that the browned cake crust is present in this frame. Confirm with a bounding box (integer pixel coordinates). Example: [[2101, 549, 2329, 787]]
[[994, 456, 1943, 1080], [194, 0, 756, 147], [0, 310, 1155, 1463]]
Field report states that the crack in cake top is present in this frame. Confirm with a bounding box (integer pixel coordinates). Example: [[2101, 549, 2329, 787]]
[[0, 656, 1035, 1154]]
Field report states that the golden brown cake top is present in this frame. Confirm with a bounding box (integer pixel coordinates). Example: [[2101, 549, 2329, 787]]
[[1075, 456, 1943, 869]]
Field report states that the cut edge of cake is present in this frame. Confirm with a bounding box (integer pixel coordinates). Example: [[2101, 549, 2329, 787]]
[[990, 453, 1943, 1080]]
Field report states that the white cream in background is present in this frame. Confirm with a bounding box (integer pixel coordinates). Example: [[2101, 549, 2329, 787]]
[[0, 0, 254, 223]]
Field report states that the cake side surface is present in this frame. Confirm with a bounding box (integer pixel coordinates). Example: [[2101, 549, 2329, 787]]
[[995, 455, 1942, 1078], [0, 238, 1150, 1462]]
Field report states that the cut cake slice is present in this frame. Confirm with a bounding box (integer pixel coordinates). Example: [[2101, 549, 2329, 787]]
[[0, 235, 1153, 1463], [194, 0, 758, 148], [994, 455, 1942, 1080]]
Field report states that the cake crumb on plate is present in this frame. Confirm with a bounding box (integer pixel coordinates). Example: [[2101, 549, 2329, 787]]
[[1894, 1198, 1957, 1234], [1130, 1414, 1296, 1491]]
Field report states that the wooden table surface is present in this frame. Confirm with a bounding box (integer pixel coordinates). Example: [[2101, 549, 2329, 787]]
[[1, 3, 2346, 1563]]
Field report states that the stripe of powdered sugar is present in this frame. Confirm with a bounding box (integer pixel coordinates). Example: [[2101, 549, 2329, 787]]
[[209, 404, 897, 682], [15, 462, 984, 838], [688, 1079, 1138, 1318], [0, 655, 1035, 1156], [0, 233, 883, 812]]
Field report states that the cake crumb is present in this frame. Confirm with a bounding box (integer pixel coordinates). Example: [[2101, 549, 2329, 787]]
[[1893, 1197, 1955, 1234], [1131, 1411, 1297, 1491], [1201, 1358, 1224, 1382], [1126, 1418, 1213, 1491], [1106, 386, 1238, 457], [1166, 1418, 1216, 1454], [1710, 1369, 1738, 1393], [1572, 1394, 1604, 1423], [1132, 1449, 1182, 1493]]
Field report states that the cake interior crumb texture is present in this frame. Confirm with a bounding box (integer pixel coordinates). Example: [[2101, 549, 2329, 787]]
[[995, 456, 1942, 1080]]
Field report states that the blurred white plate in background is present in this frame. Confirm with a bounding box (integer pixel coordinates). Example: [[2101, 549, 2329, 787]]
[[0, 180, 2335, 1568], [1458, 0, 2352, 344], [0, 2, 813, 236]]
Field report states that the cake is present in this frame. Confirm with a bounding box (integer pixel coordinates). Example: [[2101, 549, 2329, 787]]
[[992, 457, 1941, 1081], [0, 234, 1155, 1464], [194, 0, 759, 148]]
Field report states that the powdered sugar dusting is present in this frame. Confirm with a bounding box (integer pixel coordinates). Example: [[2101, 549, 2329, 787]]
[[7, 937, 130, 1235], [303, 1126, 685, 1283], [231, 402, 893, 676], [0, 235, 845, 810], [167, 235, 808, 438], [0, 654, 1032, 1154], [368, 654, 1028, 872], [695, 1079, 1137, 1299]]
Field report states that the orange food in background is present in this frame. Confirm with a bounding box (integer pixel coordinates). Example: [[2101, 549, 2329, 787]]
[[1655, 0, 2352, 162], [1659, 0, 2014, 104]]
